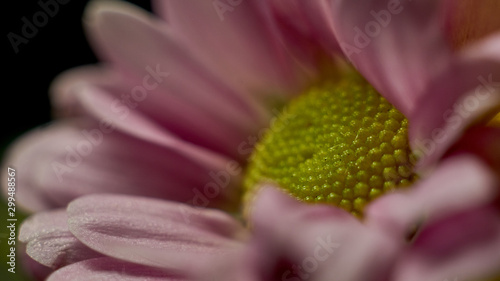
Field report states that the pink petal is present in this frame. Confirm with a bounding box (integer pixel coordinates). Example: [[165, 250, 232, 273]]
[[193, 248, 261, 281], [2, 120, 240, 212], [409, 34, 500, 166], [248, 186, 401, 281], [251, 187, 356, 254], [329, 0, 451, 117], [83, 1, 271, 159], [49, 64, 120, 118], [47, 257, 186, 281], [393, 207, 500, 281], [75, 85, 235, 169], [366, 155, 498, 239], [85, 1, 267, 121], [157, 0, 300, 97], [19, 210, 102, 269], [67, 194, 245, 272], [270, 0, 340, 52], [51, 66, 255, 161], [267, 0, 341, 76]]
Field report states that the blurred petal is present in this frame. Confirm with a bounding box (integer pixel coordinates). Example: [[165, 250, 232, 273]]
[[19, 210, 102, 269], [49, 64, 119, 118], [329, 0, 451, 117], [51, 65, 256, 161], [247, 186, 401, 281], [67, 194, 245, 271], [76, 85, 236, 168], [393, 207, 500, 281], [269, 0, 340, 71], [410, 34, 500, 166], [85, 0, 267, 120], [287, 0, 339, 52], [47, 258, 186, 281], [444, 0, 500, 49], [194, 247, 261, 281], [366, 155, 498, 238], [159, 0, 300, 96], [2, 120, 239, 212], [83, 1, 269, 159]]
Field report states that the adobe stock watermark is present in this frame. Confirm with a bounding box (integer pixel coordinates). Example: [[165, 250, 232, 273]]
[[282, 235, 341, 281], [51, 64, 170, 182], [7, 0, 71, 54], [412, 74, 500, 161], [339, 0, 411, 60], [212, 0, 244, 21]]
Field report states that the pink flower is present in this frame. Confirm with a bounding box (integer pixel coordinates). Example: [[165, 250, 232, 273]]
[[4, 0, 500, 280]]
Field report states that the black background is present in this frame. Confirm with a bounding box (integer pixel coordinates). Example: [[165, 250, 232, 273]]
[[2, 0, 152, 159]]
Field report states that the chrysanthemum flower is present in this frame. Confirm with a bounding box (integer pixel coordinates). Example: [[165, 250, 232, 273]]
[[3, 0, 500, 280]]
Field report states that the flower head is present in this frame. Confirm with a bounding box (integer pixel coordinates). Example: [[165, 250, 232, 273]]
[[3, 0, 500, 280]]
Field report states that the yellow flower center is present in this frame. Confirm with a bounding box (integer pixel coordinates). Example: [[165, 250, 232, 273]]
[[244, 75, 418, 217]]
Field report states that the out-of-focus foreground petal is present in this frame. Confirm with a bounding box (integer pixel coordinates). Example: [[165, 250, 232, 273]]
[[409, 33, 500, 167], [392, 206, 500, 281], [235, 186, 401, 281], [366, 155, 498, 239]]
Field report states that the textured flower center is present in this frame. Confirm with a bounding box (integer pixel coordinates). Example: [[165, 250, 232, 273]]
[[244, 75, 418, 217]]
